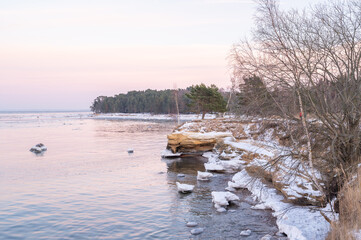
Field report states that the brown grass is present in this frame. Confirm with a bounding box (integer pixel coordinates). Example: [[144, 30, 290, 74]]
[[327, 168, 361, 240]]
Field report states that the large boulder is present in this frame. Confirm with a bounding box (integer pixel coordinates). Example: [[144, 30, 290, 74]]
[[167, 132, 233, 153]]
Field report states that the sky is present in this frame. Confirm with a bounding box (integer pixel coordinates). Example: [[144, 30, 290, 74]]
[[0, 0, 324, 111]]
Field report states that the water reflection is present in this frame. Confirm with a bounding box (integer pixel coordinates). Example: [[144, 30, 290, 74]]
[[165, 156, 280, 239], [0, 115, 279, 240]]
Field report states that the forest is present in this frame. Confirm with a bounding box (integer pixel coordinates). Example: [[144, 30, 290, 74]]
[[90, 85, 231, 115]]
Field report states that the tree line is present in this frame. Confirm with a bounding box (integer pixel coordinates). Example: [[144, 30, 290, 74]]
[[91, 85, 228, 118]]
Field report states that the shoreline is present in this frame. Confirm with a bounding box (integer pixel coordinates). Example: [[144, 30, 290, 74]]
[[165, 118, 337, 239]]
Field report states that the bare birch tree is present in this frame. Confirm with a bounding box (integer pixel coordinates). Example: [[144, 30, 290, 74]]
[[231, 0, 361, 184]]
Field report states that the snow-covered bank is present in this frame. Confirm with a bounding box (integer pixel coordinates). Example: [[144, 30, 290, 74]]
[[165, 118, 337, 239], [227, 169, 334, 240], [91, 113, 221, 121]]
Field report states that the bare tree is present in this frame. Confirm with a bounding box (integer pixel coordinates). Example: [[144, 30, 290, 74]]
[[231, 0, 361, 186]]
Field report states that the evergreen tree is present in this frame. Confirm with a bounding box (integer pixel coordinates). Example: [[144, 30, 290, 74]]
[[185, 84, 227, 119]]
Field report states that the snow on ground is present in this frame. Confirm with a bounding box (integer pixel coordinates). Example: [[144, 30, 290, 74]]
[[227, 169, 334, 240], [353, 230, 361, 240], [224, 137, 275, 157], [203, 152, 245, 172]]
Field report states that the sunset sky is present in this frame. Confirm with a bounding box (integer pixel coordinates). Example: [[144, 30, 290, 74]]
[[0, 0, 323, 111]]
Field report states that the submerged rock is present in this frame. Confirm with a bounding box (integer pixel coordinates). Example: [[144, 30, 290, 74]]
[[190, 228, 204, 235], [30, 143, 47, 154], [240, 229, 252, 236], [176, 182, 194, 193], [186, 222, 198, 227]]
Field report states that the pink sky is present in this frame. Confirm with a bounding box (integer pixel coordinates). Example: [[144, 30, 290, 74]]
[[0, 0, 324, 110]]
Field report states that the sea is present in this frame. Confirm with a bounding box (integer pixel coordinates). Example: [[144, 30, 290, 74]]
[[0, 111, 278, 239]]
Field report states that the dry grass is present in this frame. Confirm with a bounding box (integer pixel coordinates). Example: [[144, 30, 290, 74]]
[[327, 168, 361, 240]]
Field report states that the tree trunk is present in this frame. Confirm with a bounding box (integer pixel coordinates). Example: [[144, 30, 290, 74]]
[[296, 89, 324, 196]]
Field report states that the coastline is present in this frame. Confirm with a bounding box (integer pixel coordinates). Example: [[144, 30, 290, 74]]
[[165, 117, 337, 239]]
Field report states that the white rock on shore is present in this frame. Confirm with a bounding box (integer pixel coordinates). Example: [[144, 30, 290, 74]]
[[197, 171, 213, 181], [211, 191, 239, 212], [29, 143, 47, 154], [190, 227, 204, 235], [240, 229, 252, 236], [176, 182, 194, 193]]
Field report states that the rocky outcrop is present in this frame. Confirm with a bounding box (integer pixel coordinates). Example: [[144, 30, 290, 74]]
[[167, 132, 232, 154]]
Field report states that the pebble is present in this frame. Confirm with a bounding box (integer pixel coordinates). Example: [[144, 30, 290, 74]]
[[186, 222, 198, 227], [190, 228, 204, 235], [240, 229, 252, 236], [177, 174, 185, 177]]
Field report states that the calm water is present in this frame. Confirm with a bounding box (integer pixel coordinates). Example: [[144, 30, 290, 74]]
[[0, 112, 278, 239]]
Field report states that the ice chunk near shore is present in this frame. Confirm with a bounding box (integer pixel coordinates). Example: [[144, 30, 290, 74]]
[[30, 143, 47, 154], [176, 182, 194, 193], [177, 173, 185, 178], [211, 191, 240, 212], [240, 229, 252, 236], [197, 171, 213, 181], [190, 228, 204, 235], [186, 222, 198, 227], [204, 162, 225, 172], [161, 149, 181, 158]]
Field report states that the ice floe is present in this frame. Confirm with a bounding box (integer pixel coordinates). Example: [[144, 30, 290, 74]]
[[186, 222, 198, 227], [190, 228, 204, 235], [240, 229, 252, 236], [211, 191, 239, 212], [197, 171, 213, 181], [161, 149, 181, 158], [176, 182, 194, 193], [29, 143, 47, 154]]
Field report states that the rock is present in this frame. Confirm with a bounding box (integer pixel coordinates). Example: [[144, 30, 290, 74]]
[[30, 143, 47, 154], [197, 171, 213, 181], [190, 228, 204, 235], [216, 207, 227, 212], [240, 229, 252, 236], [127, 149, 134, 153], [211, 191, 240, 211], [260, 234, 272, 240], [167, 132, 232, 153], [177, 173, 185, 178], [176, 182, 194, 193], [186, 222, 198, 227]]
